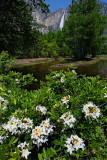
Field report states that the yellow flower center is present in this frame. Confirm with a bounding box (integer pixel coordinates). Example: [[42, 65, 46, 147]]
[[75, 142, 78, 146], [37, 129, 40, 133], [66, 118, 69, 121], [46, 122, 48, 125]]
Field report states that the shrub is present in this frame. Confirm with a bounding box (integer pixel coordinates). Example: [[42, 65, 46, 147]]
[[0, 51, 15, 74], [0, 68, 107, 160]]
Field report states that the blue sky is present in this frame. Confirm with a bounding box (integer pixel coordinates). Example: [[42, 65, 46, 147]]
[[45, 0, 107, 13]]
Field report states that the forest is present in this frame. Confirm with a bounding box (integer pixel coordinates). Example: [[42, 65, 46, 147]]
[[0, 0, 107, 60]]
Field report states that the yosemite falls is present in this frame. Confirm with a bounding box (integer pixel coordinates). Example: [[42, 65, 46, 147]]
[[59, 11, 65, 30]]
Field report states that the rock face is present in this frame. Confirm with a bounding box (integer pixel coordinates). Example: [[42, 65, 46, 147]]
[[100, 2, 107, 16], [25, 0, 107, 34], [31, 7, 70, 33]]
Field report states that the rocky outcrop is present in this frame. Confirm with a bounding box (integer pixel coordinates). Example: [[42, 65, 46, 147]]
[[43, 9, 65, 32]]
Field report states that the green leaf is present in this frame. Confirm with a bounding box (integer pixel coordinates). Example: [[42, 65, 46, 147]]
[[38, 153, 43, 160], [9, 136, 15, 146], [54, 139, 61, 145], [50, 147, 57, 155], [12, 138, 18, 144], [10, 152, 14, 157], [14, 98, 16, 105]]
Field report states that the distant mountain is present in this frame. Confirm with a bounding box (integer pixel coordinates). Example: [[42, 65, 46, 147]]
[[25, 1, 107, 34]]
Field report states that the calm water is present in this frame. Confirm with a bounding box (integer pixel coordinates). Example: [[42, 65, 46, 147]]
[[13, 59, 107, 90]]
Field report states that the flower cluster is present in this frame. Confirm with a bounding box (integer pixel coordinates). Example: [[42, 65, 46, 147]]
[[60, 111, 76, 128], [0, 96, 8, 111], [36, 105, 47, 115], [82, 102, 100, 119], [53, 73, 65, 83], [17, 141, 31, 159], [61, 95, 70, 107], [31, 118, 54, 147], [2, 116, 33, 135], [65, 135, 85, 154]]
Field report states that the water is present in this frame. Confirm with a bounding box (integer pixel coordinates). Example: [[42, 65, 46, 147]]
[[13, 59, 107, 90], [59, 11, 65, 30], [76, 59, 107, 77]]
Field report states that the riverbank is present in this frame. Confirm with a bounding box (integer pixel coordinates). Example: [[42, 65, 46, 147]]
[[14, 56, 107, 70]]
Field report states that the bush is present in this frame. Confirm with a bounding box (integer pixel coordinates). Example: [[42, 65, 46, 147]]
[[0, 68, 107, 160], [0, 51, 15, 74]]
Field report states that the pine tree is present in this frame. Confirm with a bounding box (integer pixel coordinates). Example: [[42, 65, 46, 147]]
[[63, 0, 106, 60]]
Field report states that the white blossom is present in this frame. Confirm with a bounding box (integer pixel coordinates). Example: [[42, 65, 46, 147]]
[[15, 79, 20, 84], [60, 111, 76, 128], [60, 76, 65, 83], [65, 135, 85, 155], [72, 70, 77, 74], [17, 142, 31, 159], [21, 149, 31, 159], [31, 119, 54, 147], [104, 93, 107, 98], [36, 105, 47, 115], [61, 95, 70, 106], [82, 102, 100, 119], [0, 96, 8, 111], [2, 116, 33, 135]]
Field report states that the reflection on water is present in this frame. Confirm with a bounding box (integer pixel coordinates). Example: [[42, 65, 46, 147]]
[[13, 59, 107, 90], [76, 59, 107, 77]]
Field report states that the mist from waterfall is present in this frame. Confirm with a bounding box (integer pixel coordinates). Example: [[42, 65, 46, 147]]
[[59, 11, 65, 30]]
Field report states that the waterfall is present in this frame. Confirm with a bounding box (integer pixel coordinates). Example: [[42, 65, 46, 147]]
[[59, 11, 65, 30]]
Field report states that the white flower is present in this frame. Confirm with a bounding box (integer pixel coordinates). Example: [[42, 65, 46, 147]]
[[72, 70, 77, 74], [2, 116, 33, 135], [36, 105, 47, 115], [61, 95, 70, 105], [0, 133, 8, 144], [31, 119, 54, 147], [0, 96, 8, 111], [15, 79, 20, 84], [65, 135, 85, 155], [55, 73, 60, 77], [8, 90, 11, 93], [60, 111, 76, 128], [60, 77, 65, 83], [0, 135, 4, 144], [18, 141, 29, 150], [82, 102, 100, 119], [21, 149, 31, 159], [104, 93, 107, 98], [17, 142, 30, 159], [103, 86, 107, 89]]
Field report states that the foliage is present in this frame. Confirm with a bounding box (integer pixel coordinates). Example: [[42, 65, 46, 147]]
[[63, 0, 106, 60], [0, 0, 49, 58], [0, 51, 15, 74], [41, 40, 59, 58], [0, 66, 107, 159], [0, 0, 33, 56]]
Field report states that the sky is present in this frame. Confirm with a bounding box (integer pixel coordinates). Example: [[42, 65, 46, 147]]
[[45, 0, 107, 13]]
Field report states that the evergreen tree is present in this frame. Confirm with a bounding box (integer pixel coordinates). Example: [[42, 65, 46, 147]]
[[63, 0, 106, 60]]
